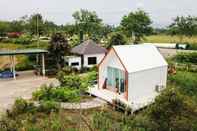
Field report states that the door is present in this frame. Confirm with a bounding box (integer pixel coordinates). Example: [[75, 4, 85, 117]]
[[107, 66, 125, 93]]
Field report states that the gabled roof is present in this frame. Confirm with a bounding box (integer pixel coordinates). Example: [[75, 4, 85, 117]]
[[112, 44, 168, 73], [71, 40, 107, 55]]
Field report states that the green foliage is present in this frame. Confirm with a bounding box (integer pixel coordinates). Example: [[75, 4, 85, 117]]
[[48, 32, 69, 70], [168, 16, 197, 38], [57, 73, 88, 91], [174, 52, 197, 64], [92, 112, 113, 131], [37, 101, 60, 114], [120, 10, 153, 43], [168, 71, 197, 98], [106, 32, 127, 48], [9, 98, 36, 116], [72, 9, 103, 40], [147, 87, 197, 131], [16, 56, 34, 71], [187, 43, 197, 50], [33, 85, 80, 102], [86, 70, 97, 86], [0, 21, 11, 36]]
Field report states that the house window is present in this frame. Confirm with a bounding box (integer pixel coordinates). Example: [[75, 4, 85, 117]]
[[71, 62, 79, 66], [88, 57, 97, 65]]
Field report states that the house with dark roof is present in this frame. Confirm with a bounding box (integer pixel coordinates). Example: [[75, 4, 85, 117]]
[[65, 40, 107, 69]]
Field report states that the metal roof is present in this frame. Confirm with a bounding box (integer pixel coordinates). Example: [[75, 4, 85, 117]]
[[0, 49, 48, 56], [112, 44, 168, 73], [71, 40, 107, 55]]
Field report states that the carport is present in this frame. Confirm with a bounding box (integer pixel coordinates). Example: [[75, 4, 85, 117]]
[[0, 49, 48, 79]]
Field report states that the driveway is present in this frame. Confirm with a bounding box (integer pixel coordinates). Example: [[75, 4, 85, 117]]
[[0, 71, 59, 113]]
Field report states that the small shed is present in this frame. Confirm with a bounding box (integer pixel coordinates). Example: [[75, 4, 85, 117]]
[[98, 44, 168, 109]]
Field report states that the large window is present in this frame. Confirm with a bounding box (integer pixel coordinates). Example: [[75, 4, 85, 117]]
[[107, 66, 125, 93], [88, 57, 97, 65]]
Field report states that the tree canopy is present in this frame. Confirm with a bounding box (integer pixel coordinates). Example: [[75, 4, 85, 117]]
[[106, 32, 127, 48], [168, 16, 197, 42], [120, 10, 153, 44], [48, 33, 69, 70], [72, 9, 103, 41]]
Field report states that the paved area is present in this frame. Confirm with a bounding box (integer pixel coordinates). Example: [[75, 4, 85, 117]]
[[60, 98, 106, 109], [0, 71, 59, 113]]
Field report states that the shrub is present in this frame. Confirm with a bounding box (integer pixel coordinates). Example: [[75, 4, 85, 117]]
[[168, 71, 197, 98], [33, 85, 54, 101], [57, 74, 87, 91], [147, 87, 197, 131], [174, 52, 197, 64], [186, 43, 197, 50], [8, 98, 36, 117], [33, 85, 80, 102], [37, 101, 60, 114]]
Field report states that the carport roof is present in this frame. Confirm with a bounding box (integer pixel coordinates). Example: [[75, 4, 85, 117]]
[[0, 49, 48, 56]]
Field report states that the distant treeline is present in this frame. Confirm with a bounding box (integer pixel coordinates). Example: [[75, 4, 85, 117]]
[[1, 9, 197, 43]]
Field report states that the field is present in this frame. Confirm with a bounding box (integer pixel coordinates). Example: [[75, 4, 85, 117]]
[[144, 35, 197, 44]]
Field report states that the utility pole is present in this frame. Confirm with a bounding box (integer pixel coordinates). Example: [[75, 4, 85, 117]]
[[36, 12, 39, 64]]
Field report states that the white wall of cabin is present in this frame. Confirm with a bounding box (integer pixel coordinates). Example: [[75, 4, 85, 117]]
[[128, 66, 168, 104]]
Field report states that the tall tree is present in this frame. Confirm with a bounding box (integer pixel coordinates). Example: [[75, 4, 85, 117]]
[[48, 33, 69, 70], [120, 10, 153, 44], [28, 13, 45, 36], [72, 9, 103, 41], [168, 16, 197, 42]]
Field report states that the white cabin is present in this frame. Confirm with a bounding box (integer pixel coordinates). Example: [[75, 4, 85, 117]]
[[97, 44, 168, 110]]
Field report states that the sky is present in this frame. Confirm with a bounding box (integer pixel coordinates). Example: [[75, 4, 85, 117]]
[[0, 0, 197, 27]]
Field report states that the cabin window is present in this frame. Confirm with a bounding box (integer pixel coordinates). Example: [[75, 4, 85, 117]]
[[88, 57, 97, 65], [71, 62, 79, 66], [107, 66, 125, 93]]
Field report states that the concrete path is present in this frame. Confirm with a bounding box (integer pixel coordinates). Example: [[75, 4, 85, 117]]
[[0, 71, 59, 113], [60, 98, 106, 109]]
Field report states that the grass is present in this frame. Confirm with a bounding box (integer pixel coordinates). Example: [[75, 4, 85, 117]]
[[144, 35, 197, 44]]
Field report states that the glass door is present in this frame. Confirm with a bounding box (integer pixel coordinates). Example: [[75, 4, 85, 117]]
[[107, 66, 125, 93]]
